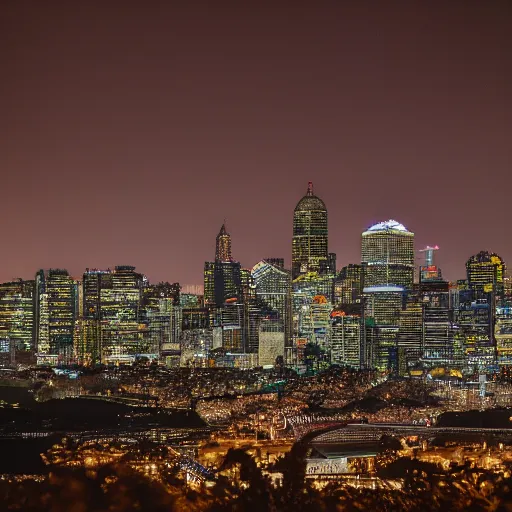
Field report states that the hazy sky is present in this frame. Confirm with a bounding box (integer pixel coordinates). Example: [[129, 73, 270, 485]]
[[2, 2, 511, 286]]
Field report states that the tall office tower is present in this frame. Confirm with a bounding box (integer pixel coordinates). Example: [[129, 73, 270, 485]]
[[99, 266, 147, 364], [74, 319, 101, 366], [0, 279, 35, 352], [214, 262, 242, 306], [333, 264, 365, 305], [203, 262, 215, 306], [204, 225, 242, 308], [397, 295, 423, 372], [82, 269, 112, 319], [420, 279, 456, 367], [35, 269, 77, 365], [363, 286, 404, 326], [330, 304, 364, 368], [361, 220, 415, 288], [496, 302, 512, 366], [141, 282, 180, 358], [252, 260, 292, 353], [216, 223, 232, 262], [240, 268, 255, 302], [292, 182, 328, 279], [454, 297, 494, 370], [466, 251, 505, 300], [77, 269, 112, 364], [220, 299, 245, 352], [100, 266, 144, 322], [460, 251, 505, 368], [363, 285, 405, 371]]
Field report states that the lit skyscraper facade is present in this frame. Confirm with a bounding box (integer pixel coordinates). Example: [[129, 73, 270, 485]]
[[214, 262, 242, 307], [141, 281, 180, 359], [466, 251, 505, 300], [216, 224, 232, 262], [204, 224, 242, 308], [397, 294, 423, 371], [35, 269, 77, 364], [292, 182, 328, 279], [100, 266, 147, 364], [333, 264, 365, 306], [420, 279, 457, 367], [361, 220, 415, 289], [0, 279, 35, 352], [76, 269, 112, 364], [363, 285, 405, 371], [203, 262, 215, 307], [330, 304, 364, 368], [251, 259, 292, 352]]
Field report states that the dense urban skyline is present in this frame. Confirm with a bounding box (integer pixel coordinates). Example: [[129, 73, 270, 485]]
[[2, 2, 511, 285]]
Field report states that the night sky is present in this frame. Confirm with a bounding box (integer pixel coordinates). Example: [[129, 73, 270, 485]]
[[2, 2, 511, 287]]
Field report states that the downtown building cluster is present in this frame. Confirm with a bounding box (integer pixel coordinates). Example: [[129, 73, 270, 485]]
[[0, 182, 510, 374], [0, 267, 181, 366]]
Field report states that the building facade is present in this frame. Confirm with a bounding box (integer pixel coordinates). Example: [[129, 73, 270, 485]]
[[361, 220, 415, 289], [292, 182, 329, 279]]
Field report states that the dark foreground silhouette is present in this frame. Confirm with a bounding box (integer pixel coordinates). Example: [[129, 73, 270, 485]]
[[2, 445, 512, 511]]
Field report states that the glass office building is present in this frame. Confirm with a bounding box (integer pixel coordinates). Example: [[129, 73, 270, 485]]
[[361, 220, 415, 289], [292, 182, 328, 279]]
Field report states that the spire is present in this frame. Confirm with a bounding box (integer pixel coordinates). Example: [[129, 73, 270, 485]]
[[307, 181, 314, 196], [216, 222, 232, 262]]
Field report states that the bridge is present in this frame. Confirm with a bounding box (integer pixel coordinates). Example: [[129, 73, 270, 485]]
[[278, 411, 348, 439]]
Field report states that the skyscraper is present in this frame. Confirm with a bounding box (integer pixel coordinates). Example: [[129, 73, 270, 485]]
[[0, 279, 35, 352], [100, 266, 147, 364], [204, 224, 242, 308], [75, 269, 112, 365], [466, 251, 505, 300], [361, 220, 415, 288], [333, 264, 365, 305], [35, 269, 77, 364], [203, 262, 215, 306], [330, 304, 365, 368], [420, 279, 456, 367], [216, 224, 232, 262], [251, 259, 292, 352], [292, 182, 328, 279], [214, 262, 242, 306]]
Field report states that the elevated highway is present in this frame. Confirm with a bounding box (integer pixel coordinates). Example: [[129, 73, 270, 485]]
[[310, 422, 512, 445]]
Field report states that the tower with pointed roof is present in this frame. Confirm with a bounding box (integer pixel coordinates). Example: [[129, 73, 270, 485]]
[[292, 182, 329, 279], [216, 223, 232, 262], [204, 223, 242, 308]]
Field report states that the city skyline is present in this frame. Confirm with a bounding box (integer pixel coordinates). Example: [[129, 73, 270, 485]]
[[2, 2, 510, 285], [0, 197, 508, 286], [2, 4, 512, 508], [0, 189, 507, 287]]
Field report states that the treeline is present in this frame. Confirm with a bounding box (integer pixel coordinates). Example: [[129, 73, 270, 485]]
[[2, 447, 512, 511]]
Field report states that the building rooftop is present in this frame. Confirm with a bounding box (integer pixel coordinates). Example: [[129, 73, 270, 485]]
[[363, 219, 411, 234], [294, 181, 327, 211]]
